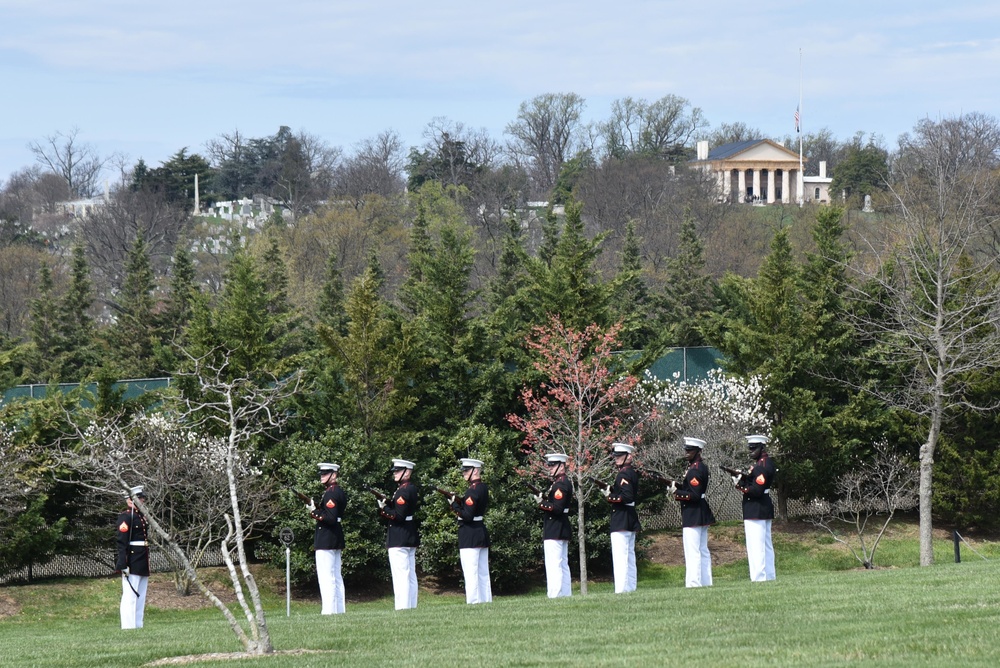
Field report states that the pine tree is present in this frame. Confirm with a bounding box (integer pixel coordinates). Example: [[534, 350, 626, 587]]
[[611, 220, 654, 349], [55, 245, 98, 380], [655, 215, 716, 347], [107, 233, 158, 377]]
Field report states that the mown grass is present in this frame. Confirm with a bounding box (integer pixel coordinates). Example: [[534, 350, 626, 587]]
[[2, 525, 1000, 667]]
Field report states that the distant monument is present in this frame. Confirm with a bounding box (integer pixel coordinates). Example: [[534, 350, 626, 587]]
[[862, 194, 873, 212]]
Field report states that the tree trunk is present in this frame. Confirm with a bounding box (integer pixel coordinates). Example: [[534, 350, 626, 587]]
[[577, 497, 587, 595], [918, 403, 942, 567]]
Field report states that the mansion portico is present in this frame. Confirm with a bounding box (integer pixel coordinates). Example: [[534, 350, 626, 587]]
[[692, 139, 830, 205]]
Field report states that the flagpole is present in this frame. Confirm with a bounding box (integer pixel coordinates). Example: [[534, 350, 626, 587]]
[[798, 48, 804, 207]]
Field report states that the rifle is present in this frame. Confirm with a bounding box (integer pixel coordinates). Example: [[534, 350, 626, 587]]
[[585, 475, 611, 491], [435, 487, 457, 502], [286, 486, 313, 505], [719, 465, 750, 485], [642, 469, 682, 488], [364, 485, 388, 501], [521, 480, 541, 496]]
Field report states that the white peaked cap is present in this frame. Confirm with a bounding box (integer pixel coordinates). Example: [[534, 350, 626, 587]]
[[544, 453, 569, 464], [460, 458, 484, 468], [612, 442, 634, 454], [392, 458, 416, 470], [746, 434, 770, 446], [126, 485, 145, 498], [683, 437, 707, 450], [318, 463, 340, 472]]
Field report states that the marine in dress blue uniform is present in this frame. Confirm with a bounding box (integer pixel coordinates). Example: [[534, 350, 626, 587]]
[[450, 457, 492, 604], [379, 458, 419, 609], [116, 485, 150, 629], [536, 453, 573, 598], [673, 438, 715, 588], [738, 435, 776, 581], [309, 462, 347, 614], [604, 443, 640, 593]]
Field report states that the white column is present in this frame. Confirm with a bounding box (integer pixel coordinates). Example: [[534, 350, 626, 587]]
[[723, 170, 731, 200], [738, 170, 747, 203], [752, 169, 761, 202], [767, 169, 775, 203], [781, 170, 790, 203]]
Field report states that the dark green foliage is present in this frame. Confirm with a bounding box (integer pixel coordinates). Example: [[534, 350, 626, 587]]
[[830, 134, 889, 205], [652, 214, 715, 348], [0, 496, 68, 579], [106, 233, 158, 378]]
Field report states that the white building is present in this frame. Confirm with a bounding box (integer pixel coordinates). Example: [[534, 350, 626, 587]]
[[691, 139, 830, 205]]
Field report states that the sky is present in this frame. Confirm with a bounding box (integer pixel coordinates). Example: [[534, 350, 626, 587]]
[[2, 0, 999, 183]]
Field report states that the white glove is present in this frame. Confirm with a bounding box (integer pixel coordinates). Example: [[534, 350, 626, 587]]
[[533, 493, 543, 505], [448, 495, 457, 505], [667, 481, 677, 494], [122, 567, 130, 577], [731, 475, 741, 486], [306, 499, 316, 513], [603, 485, 612, 499], [377, 498, 387, 509]]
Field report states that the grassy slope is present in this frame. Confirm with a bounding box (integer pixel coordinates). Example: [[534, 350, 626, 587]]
[[2, 525, 1000, 667]]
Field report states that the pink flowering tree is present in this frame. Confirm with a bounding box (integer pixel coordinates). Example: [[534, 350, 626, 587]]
[[508, 317, 654, 594]]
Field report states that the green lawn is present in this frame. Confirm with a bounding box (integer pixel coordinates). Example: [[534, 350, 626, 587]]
[[2, 531, 1000, 667]]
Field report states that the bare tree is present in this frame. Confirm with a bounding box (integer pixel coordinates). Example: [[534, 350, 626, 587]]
[[599, 95, 707, 162], [506, 93, 586, 197], [77, 185, 190, 292], [808, 442, 918, 569], [54, 349, 301, 655], [28, 127, 106, 199], [849, 113, 1000, 565], [333, 130, 407, 208]]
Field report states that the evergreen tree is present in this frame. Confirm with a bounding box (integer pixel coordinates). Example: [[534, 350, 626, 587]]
[[162, 244, 199, 340], [317, 252, 348, 335], [655, 214, 716, 347], [106, 232, 158, 377], [519, 200, 614, 332], [316, 268, 414, 441], [611, 220, 654, 349], [54, 245, 99, 380], [29, 262, 61, 381]]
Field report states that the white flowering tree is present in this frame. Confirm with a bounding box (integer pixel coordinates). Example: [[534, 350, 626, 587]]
[[643, 369, 772, 504], [55, 350, 301, 656]]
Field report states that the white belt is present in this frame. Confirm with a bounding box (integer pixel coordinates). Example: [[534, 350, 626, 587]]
[[763, 489, 770, 494], [471, 516, 484, 521], [625, 502, 635, 507], [129, 541, 148, 547], [337, 518, 342, 522], [404, 516, 414, 521], [563, 509, 569, 514]]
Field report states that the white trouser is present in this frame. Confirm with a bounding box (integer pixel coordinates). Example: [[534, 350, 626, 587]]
[[387, 547, 418, 610], [682, 526, 713, 588], [610, 531, 637, 593], [459, 547, 493, 604], [744, 519, 775, 581], [316, 549, 345, 614], [120, 573, 149, 629], [543, 539, 571, 598]]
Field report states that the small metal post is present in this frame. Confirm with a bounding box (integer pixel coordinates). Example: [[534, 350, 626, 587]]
[[279, 527, 294, 616], [953, 529, 961, 564], [285, 547, 291, 616]]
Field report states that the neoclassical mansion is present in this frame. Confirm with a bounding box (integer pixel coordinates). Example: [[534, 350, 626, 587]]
[[692, 139, 831, 205]]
